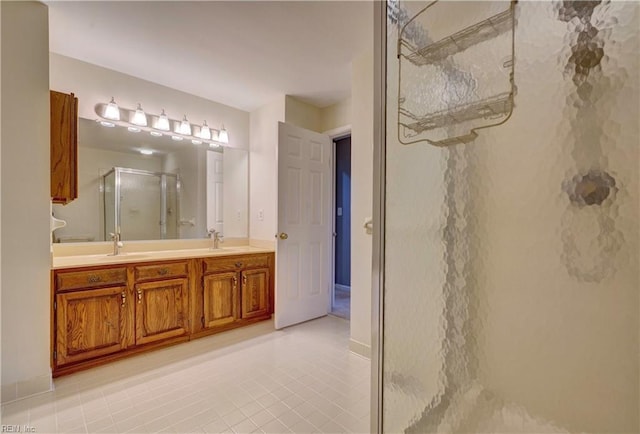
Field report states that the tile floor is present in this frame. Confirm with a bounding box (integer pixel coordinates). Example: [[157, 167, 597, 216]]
[[1, 316, 370, 434]]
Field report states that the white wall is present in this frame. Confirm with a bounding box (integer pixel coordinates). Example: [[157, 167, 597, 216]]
[[52, 147, 162, 242], [50, 53, 250, 151], [1, 1, 52, 402], [349, 49, 374, 355], [249, 97, 285, 241]]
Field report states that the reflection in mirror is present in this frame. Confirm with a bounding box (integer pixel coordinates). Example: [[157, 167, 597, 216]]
[[52, 118, 248, 242]]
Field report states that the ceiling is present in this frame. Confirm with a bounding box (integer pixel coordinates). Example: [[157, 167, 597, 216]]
[[47, 1, 373, 112]]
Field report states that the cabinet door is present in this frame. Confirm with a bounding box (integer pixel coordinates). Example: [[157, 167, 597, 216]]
[[51, 90, 78, 204], [203, 272, 239, 328], [135, 278, 189, 345], [56, 286, 131, 366], [241, 268, 270, 320]]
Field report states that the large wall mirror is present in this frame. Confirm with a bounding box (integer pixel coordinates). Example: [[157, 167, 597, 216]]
[[52, 118, 248, 242]]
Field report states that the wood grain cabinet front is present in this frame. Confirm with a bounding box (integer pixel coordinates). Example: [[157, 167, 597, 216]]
[[52, 252, 274, 376], [241, 268, 270, 320], [50, 90, 78, 204], [55, 286, 133, 366], [134, 278, 189, 345], [203, 272, 239, 328]]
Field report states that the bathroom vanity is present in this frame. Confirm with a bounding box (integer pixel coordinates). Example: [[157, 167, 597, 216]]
[[51, 247, 274, 376]]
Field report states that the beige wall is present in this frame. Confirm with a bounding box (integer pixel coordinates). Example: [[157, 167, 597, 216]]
[[284, 96, 322, 133], [1, 1, 52, 402], [320, 98, 351, 133], [249, 97, 285, 241], [349, 49, 374, 355]]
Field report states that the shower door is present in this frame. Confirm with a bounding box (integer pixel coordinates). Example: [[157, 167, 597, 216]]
[[377, 1, 639, 433], [104, 168, 179, 241]]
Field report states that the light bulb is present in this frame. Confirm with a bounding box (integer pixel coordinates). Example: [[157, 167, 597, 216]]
[[179, 115, 192, 135], [131, 103, 147, 126], [199, 121, 212, 140], [140, 149, 153, 155], [127, 126, 141, 133], [218, 125, 229, 143], [104, 97, 120, 121], [100, 121, 115, 128], [171, 135, 183, 141], [150, 131, 162, 137], [156, 109, 170, 131], [192, 139, 202, 145]]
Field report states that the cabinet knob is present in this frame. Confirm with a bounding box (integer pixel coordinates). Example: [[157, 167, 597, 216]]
[[87, 274, 103, 283], [235, 262, 243, 268], [157, 268, 169, 276]]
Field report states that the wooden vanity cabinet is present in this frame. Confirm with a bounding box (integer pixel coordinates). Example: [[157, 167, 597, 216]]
[[52, 253, 274, 376], [133, 261, 190, 345], [50, 90, 78, 204], [54, 266, 133, 367]]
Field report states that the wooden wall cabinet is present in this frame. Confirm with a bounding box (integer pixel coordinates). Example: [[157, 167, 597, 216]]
[[52, 253, 274, 376], [50, 90, 78, 204]]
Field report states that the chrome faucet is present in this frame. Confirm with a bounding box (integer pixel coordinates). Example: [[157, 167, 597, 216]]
[[208, 229, 223, 249], [108, 231, 124, 256]]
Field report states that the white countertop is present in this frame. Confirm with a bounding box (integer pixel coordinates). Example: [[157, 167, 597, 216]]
[[52, 246, 274, 269]]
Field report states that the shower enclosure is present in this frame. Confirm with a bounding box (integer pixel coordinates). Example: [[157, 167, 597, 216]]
[[102, 167, 180, 241], [376, 1, 639, 432]]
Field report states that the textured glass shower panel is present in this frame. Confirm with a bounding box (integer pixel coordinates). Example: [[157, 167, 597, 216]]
[[103, 171, 116, 242], [120, 172, 162, 241], [384, 1, 638, 433]]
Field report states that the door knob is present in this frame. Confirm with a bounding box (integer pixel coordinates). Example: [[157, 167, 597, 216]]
[[279, 233, 288, 240]]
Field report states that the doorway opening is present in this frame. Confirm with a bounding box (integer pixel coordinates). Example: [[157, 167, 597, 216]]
[[332, 135, 351, 319]]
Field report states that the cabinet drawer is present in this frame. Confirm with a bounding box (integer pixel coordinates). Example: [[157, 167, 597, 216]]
[[203, 254, 270, 274], [56, 267, 127, 292], [134, 262, 188, 282]]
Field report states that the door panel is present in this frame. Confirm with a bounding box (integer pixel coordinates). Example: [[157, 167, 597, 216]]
[[56, 286, 131, 366], [203, 272, 238, 328], [135, 278, 189, 345], [241, 268, 270, 319], [276, 122, 332, 329]]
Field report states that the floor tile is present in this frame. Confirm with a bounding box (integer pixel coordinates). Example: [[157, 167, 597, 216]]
[[0, 317, 370, 434]]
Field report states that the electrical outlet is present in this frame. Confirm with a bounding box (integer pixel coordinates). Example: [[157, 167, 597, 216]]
[[258, 209, 264, 221], [236, 210, 241, 221]]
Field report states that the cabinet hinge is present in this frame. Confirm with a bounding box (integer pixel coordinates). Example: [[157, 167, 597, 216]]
[[201, 316, 205, 327], [54, 301, 57, 310]]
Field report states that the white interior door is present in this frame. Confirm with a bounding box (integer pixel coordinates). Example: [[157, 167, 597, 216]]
[[275, 121, 332, 329], [206, 151, 224, 234]]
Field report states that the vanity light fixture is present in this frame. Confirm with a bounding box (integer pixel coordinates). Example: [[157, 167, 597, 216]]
[[104, 97, 120, 121], [131, 103, 148, 126], [139, 149, 154, 155], [156, 109, 171, 131], [199, 121, 212, 140], [218, 125, 229, 144], [96, 100, 229, 147], [179, 115, 192, 136]]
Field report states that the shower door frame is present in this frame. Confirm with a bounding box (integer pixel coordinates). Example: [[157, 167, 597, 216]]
[[103, 167, 181, 241], [371, 1, 387, 433]]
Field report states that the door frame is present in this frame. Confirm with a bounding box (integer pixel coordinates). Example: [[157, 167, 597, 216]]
[[323, 125, 352, 314]]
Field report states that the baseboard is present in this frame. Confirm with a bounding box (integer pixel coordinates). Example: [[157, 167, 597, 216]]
[[1, 373, 53, 404], [335, 284, 351, 292], [349, 338, 371, 359]]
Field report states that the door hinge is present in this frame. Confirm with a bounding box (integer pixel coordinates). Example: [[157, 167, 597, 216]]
[[54, 301, 57, 310], [53, 350, 57, 360]]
